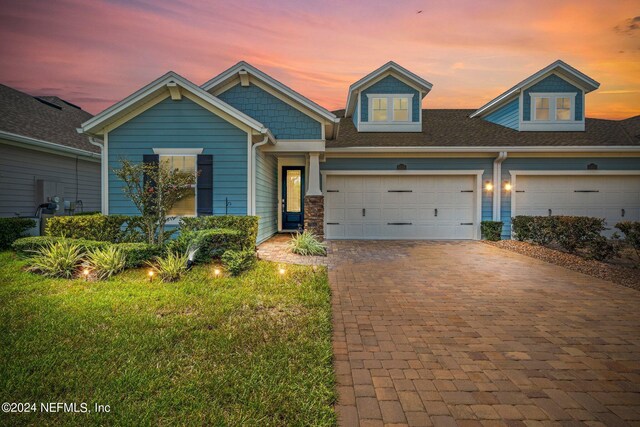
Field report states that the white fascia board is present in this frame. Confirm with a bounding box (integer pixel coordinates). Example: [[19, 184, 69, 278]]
[[510, 170, 640, 176], [470, 60, 600, 119], [80, 71, 270, 137], [261, 140, 325, 152], [345, 61, 433, 117], [0, 130, 101, 161], [201, 61, 339, 123], [325, 145, 640, 153]]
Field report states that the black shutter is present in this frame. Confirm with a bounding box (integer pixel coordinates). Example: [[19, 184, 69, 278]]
[[143, 154, 159, 216], [197, 154, 213, 216]]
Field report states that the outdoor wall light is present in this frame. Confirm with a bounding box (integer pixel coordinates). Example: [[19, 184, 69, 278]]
[[504, 181, 512, 191], [484, 181, 493, 191]]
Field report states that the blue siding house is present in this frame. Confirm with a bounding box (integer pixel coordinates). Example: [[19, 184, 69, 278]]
[[80, 60, 640, 243]]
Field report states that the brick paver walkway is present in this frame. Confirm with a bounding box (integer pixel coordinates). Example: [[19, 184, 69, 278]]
[[328, 241, 640, 426], [257, 233, 327, 266]]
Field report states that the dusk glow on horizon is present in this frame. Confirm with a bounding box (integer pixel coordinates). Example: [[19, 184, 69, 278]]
[[0, 0, 638, 119]]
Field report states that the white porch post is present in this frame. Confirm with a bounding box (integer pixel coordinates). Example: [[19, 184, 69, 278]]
[[307, 152, 322, 196]]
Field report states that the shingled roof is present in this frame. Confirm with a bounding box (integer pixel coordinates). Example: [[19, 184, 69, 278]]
[[329, 109, 640, 148], [0, 84, 98, 153]]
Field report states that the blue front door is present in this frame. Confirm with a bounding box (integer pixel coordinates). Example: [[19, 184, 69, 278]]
[[282, 166, 305, 230]]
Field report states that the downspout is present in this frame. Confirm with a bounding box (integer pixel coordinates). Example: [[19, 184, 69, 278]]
[[87, 136, 107, 215], [493, 151, 508, 221], [250, 134, 270, 215]]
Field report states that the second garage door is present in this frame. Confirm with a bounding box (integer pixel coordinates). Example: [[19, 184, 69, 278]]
[[325, 174, 478, 240], [514, 174, 640, 235]]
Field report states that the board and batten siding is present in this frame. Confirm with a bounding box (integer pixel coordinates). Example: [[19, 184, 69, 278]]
[[522, 74, 583, 121], [0, 142, 100, 217], [484, 98, 519, 130], [255, 149, 278, 243], [216, 84, 322, 140], [360, 76, 420, 123], [500, 157, 640, 238], [320, 157, 493, 223], [107, 97, 248, 216]]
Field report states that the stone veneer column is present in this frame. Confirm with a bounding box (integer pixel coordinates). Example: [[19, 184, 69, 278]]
[[304, 195, 324, 240]]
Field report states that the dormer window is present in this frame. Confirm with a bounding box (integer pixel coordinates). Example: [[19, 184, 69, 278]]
[[531, 93, 575, 122], [367, 94, 413, 123]]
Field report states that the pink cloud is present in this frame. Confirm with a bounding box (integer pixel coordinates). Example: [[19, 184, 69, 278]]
[[0, 0, 638, 119]]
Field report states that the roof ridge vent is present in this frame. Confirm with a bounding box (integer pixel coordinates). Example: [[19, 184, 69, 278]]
[[34, 97, 62, 110]]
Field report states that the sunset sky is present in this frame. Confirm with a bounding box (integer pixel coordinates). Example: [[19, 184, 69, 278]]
[[0, 0, 638, 119]]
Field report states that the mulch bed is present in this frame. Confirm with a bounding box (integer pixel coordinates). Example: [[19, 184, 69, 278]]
[[486, 240, 640, 291]]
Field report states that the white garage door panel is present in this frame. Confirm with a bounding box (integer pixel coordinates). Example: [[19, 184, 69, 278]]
[[515, 175, 640, 234], [325, 175, 477, 240]]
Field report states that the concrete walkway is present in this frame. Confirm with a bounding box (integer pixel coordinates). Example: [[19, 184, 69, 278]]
[[329, 240, 640, 426]]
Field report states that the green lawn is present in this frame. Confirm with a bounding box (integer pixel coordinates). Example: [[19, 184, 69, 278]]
[[0, 251, 335, 426]]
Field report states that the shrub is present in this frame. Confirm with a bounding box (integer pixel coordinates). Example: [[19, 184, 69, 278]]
[[84, 246, 127, 280], [179, 216, 259, 250], [586, 237, 619, 261], [148, 252, 189, 282], [511, 215, 617, 261], [616, 221, 640, 263], [45, 214, 145, 243], [288, 231, 326, 255], [27, 240, 84, 278], [13, 236, 109, 256], [0, 218, 36, 250], [114, 242, 164, 268], [554, 216, 606, 253], [511, 216, 534, 241], [221, 249, 257, 276], [169, 228, 243, 264], [480, 221, 503, 241]]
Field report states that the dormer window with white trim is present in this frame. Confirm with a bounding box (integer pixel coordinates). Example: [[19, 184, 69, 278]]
[[367, 94, 413, 123], [531, 93, 575, 123]]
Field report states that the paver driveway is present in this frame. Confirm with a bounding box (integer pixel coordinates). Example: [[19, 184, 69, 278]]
[[328, 241, 640, 427]]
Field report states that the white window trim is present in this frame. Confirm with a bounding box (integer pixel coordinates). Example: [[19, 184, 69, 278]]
[[529, 93, 577, 123], [366, 94, 414, 123], [155, 151, 199, 222]]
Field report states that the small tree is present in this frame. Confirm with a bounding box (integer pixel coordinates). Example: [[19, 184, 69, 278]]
[[114, 159, 198, 244]]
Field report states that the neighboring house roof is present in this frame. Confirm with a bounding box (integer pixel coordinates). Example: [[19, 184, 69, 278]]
[[344, 61, 433, 118], [80, 71, 275, 142], [201, 61, 339, 124], [329, 109, 640, 149], [0, 83, 98, 154], [470, 60, 600, 118], [621, 115, 640, 140]]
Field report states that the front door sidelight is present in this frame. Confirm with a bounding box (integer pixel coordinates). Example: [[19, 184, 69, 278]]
[[282, 166, 305, 230]]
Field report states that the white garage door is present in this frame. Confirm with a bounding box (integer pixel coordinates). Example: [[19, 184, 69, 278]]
[[514, 175, 640, 232], [325, 175, 477, 240]]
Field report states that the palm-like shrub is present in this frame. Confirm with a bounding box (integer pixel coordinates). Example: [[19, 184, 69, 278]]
[[148, 251, 189, 282], [84, 246, 127, 280], [27, 240, 84, 278], [288, 231, 326, 256]]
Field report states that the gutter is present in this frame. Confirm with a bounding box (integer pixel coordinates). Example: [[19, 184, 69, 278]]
[[324, 146, 640, 153], [0, 130, 101, 161], [492, 152, 507, 221]]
